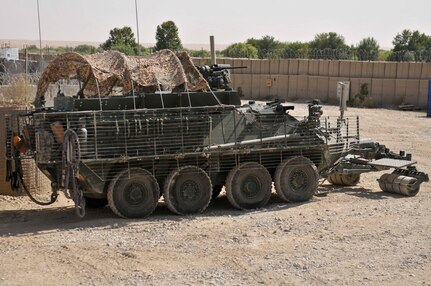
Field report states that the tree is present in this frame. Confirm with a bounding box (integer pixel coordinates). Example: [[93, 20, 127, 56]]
[[74, 44, 97, 55], [100, 26, 137, 53], [110, 44, 136, 56], [309, 32, 351, 59], [356, 37, 380, 61], [185, 49, 211, 58], [278, 42, 309, 59], [390, 29, 431, 61], [25, 45, 39, 52], [223, 43, 258, 58], [155, 21, 183, 51], [246, 35, 281, 59]]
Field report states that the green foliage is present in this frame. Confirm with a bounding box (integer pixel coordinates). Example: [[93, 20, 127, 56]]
[[246, 35, 281, 59], [74, 44, 97, 55], [22, 44, 101, 56], [155, 21, 183, 51], [356, 37, 380, 61], [26, 45, 39, 52], [223, 43, 258, 58], [309, 32, 351, 59], [185, 49, 211, 58], [110, 44, 136, 55], [100, 26, 137, 51], [393, 29, 431, 51], [278, 42, 309, 59], [309, 32, 349, 50], [135, 44, 152, 56], [350, 83, 377, 108], [378, 50, 391, 61], [389, 29, 431, 61]]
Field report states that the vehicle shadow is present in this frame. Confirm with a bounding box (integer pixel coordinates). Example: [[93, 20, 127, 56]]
[[0, 193, 310, 237], [1, 185, 403, 237], [318, 185, 405, 200]]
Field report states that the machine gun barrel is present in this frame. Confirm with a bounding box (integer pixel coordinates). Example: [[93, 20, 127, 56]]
[[210, 64, 247, 71]]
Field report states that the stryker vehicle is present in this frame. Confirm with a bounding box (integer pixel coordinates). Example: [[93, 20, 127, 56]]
[[4, 50, 429, 218]]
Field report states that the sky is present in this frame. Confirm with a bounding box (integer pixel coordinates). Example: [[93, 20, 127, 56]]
[[1, 0, 430, 49]]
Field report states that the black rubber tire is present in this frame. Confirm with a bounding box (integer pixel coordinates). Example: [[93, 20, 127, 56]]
[[212, 185, 223, 199], [107, 168, 160, 219], [225, 162, 272, 210], [163, 166, 212, 215], [274, 156, 319, 202], [84, 197, 108, 209], [327, 173, 360, 186]]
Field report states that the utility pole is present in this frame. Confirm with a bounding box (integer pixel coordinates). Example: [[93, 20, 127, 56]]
[[134, 0, 141, 56], [37, 0, 43, 72]]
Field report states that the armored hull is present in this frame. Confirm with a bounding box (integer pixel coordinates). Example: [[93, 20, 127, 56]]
[[4, 50, 428, 218]]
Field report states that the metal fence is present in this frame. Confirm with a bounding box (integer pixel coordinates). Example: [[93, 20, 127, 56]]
[[219, 49, 431, 62]]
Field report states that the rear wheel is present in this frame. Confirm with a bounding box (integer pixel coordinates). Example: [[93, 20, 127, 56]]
[[327, 173, 360, 186], [107, 168, 160, 218], [163, 166, 212, 215], [275, 156, 319, 202], [225, 162, 272, 210]]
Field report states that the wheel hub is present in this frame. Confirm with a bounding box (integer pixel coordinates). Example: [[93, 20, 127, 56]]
[[125, 183, 145, 205], [290, 170, 308, 192], [241, 176, 261, 199], [180, 180, 200, 201]]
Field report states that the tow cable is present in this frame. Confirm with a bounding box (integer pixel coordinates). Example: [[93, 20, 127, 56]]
[[7, 157, 58, 206], [62, 129, 86, 218]]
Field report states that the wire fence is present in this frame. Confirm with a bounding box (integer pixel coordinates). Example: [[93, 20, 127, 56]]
[[221, 49, 431, 62], [1, 48, 431, 90]]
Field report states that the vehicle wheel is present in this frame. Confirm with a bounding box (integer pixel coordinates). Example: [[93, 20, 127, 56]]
[[275, 156, 319, 202], [225, 162, 272, 210], [84, 197, 108, 208], [212, 185, 223, 199], [107, 168, 160, 218], [163, 166, 212, 215], [327, 173, 360, 186]]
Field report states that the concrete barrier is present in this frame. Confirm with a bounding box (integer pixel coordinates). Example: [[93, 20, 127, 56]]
[[397, 63, 409, 79], [409, 63, 422, 79], [191, 58, 431, 108], [318, 60, 329, 76], [279, 60, 289, 75], [384, 62, 397, 79], [308, 60, 319, 76]]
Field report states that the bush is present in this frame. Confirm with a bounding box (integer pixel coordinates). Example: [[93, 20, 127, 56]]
[[349, 83, 377, 108], [1, 75, 35, 106]]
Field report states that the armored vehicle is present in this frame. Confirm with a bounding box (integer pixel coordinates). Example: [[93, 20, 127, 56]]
[[4, 50, 429, 218]]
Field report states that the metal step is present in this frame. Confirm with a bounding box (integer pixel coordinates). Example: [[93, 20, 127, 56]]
[[368, 158, 416, 169]]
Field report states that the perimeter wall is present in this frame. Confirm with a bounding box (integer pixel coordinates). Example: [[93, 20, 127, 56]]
[[193, 58, 431, 108]]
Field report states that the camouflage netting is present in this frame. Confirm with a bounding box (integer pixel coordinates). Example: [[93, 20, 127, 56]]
[[36, 50, 209, 99]]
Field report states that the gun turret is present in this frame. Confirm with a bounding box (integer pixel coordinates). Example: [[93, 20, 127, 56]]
[[198, 64, 247, 90]]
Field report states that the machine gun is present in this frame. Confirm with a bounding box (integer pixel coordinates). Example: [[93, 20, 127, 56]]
[[198, 64, 247, 90]]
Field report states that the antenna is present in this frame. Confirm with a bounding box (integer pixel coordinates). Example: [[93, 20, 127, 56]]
[[37, 0, 43, 72], [134, 0, 141, 56]]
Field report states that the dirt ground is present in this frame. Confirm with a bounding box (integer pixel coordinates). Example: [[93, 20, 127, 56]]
[[0, 104, 430, 286]]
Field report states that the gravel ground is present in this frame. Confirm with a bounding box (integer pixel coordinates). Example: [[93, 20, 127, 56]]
[[0, 104, 430, 286]]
